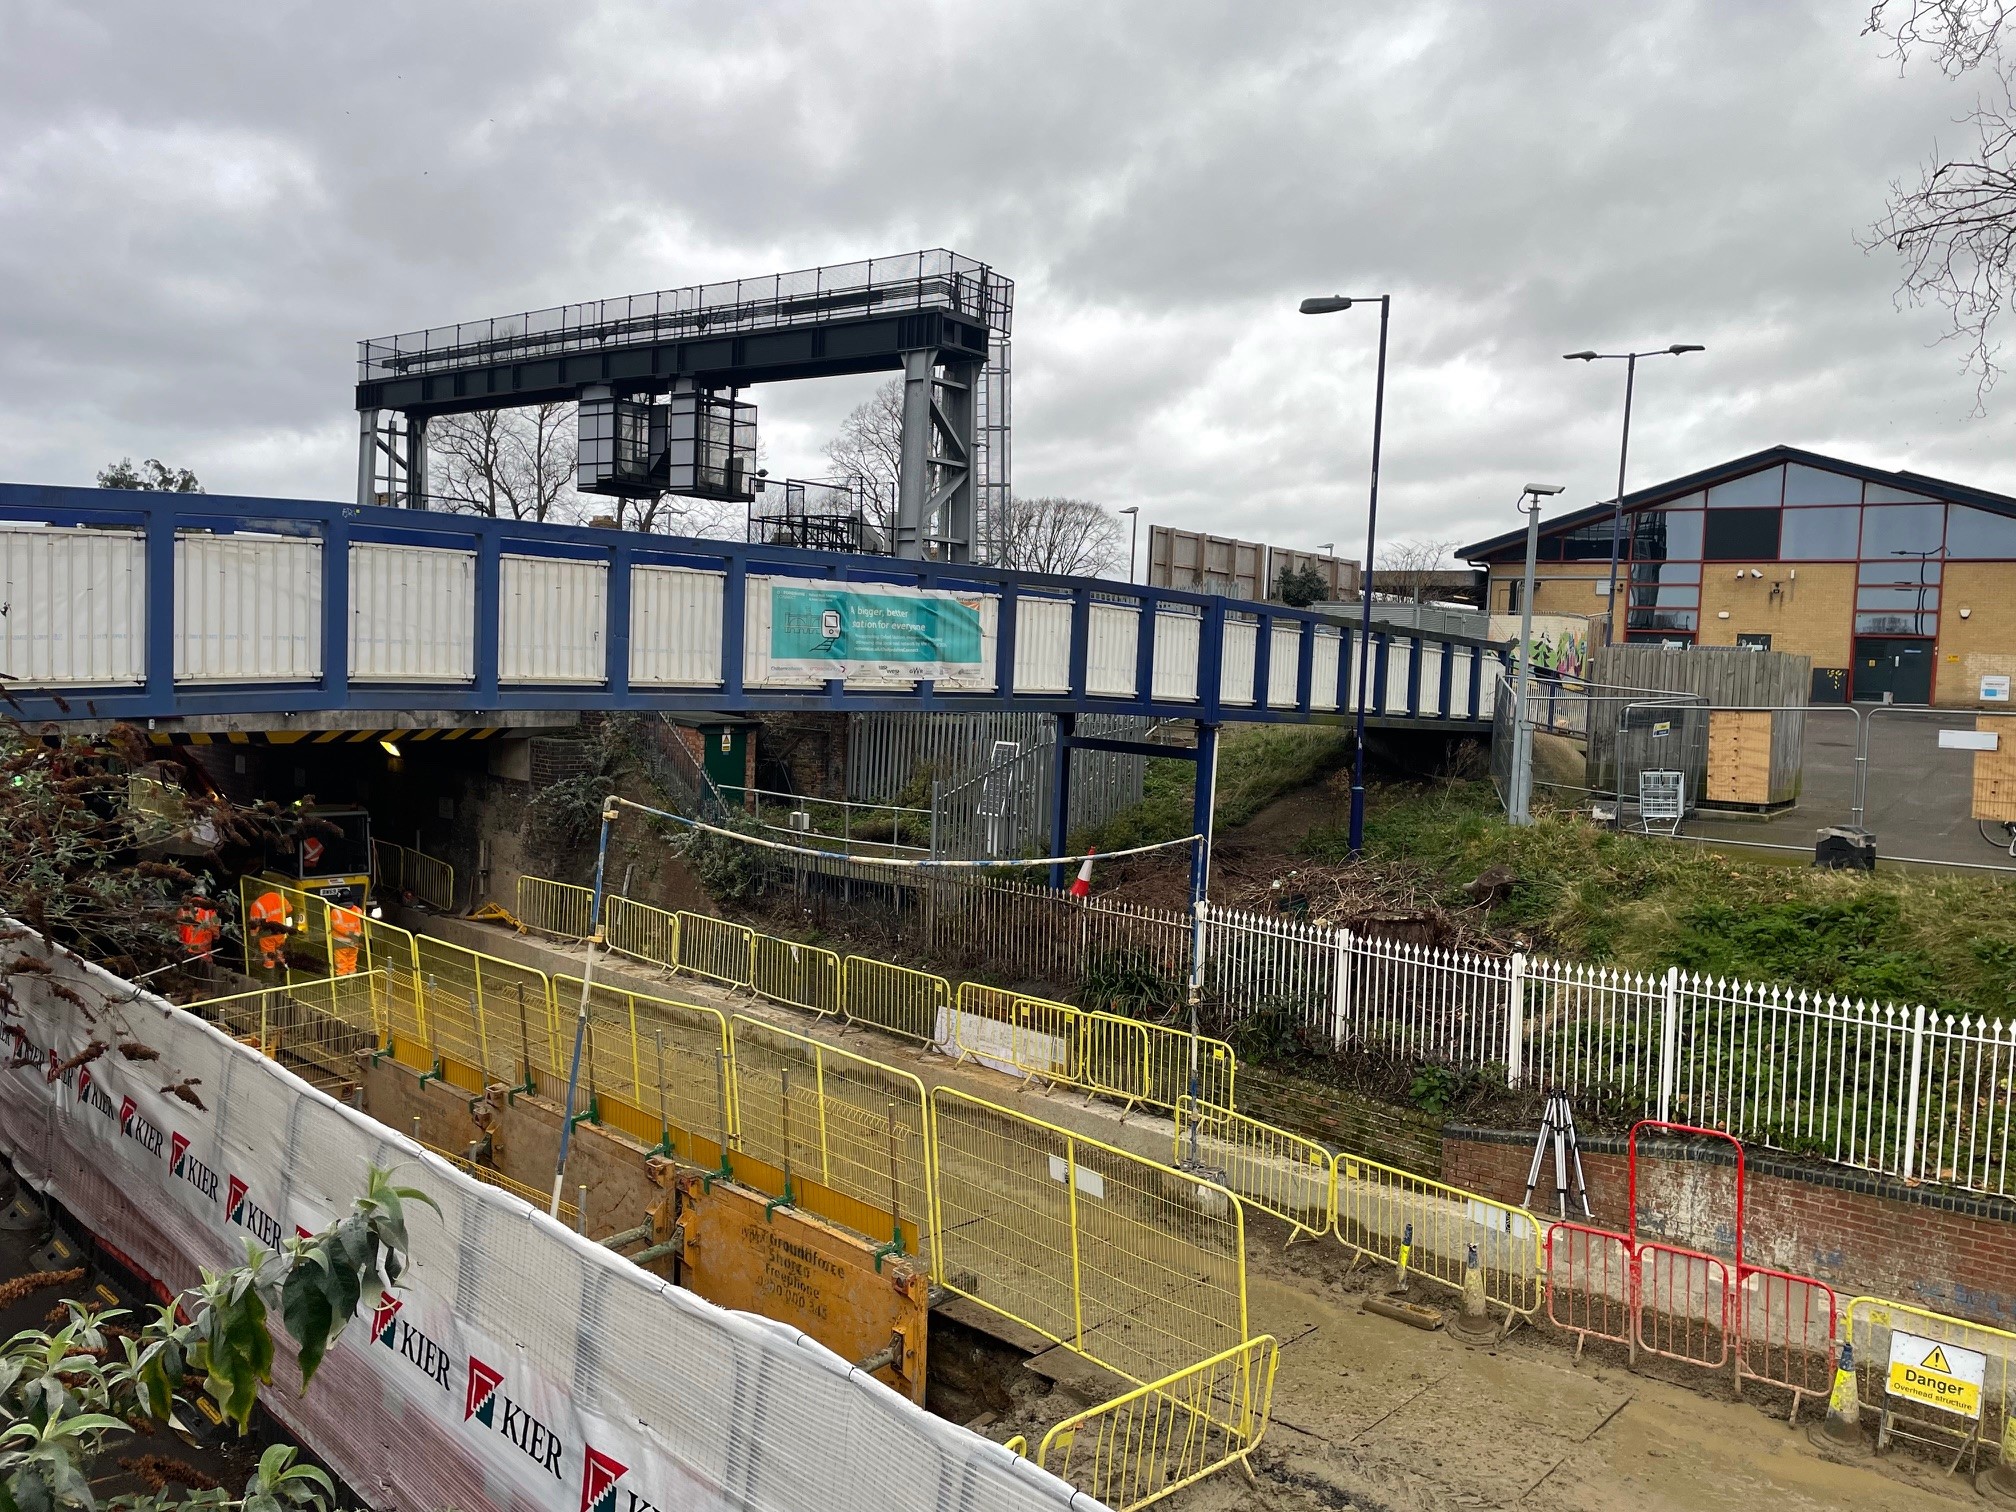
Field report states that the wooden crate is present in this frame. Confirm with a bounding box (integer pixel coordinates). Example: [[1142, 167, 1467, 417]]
[[1974, 715, 2016, 823], [1706, 710, 1774, 805]]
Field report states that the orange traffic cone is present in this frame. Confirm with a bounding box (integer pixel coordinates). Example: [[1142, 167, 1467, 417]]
[[1069, 850, 1095, 898]]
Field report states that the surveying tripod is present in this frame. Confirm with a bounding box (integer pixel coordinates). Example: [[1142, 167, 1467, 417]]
[[1522, 1091, 1593, 1219]]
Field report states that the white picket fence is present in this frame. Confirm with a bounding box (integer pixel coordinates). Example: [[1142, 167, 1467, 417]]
[[1200, 904, 2016, 1197]]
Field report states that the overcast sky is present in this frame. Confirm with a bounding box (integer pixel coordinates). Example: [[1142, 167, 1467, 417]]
[[0, 1, 2000, 560]]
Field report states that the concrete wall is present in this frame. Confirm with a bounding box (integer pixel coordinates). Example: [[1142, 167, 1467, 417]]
[[1443, 1127, 2016, 1327]]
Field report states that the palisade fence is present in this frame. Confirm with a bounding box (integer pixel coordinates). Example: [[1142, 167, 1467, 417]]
[[761, 856, 2016, 1198]]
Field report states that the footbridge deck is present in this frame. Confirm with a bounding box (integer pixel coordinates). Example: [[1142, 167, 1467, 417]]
[[0, 483, 1503, 733]]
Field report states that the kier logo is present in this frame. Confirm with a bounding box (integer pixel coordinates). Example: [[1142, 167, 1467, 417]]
[[370, 1292, 403, 1346], [464, 1355, 565, 1478], [579, 1449, 628, 1512], [169, 1133, 219, 1201], [118, 1095, 165, 1157], [225, 1175, 285, 1250], [465, 1357, 504, 1426]]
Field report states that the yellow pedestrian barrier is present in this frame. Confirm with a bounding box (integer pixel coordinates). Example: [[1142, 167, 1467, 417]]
[[1333, 1150, 1543, 1324], [1843, 1296, 2016, 1467], [843, 956, 950, 1045], [363, 916, 428, 1066], [951, 984, 1078, 1083], [676, 911, 754, 988], [1040, 1334, 1279, 1511], [186, 973, 384, 1086], [930, 1086, 1248, 1389], [1140, 1021, 1236, 1115], [1076, 1011, 1152, 1108], [750, 934, 843, 1017], [1173, 1098, 1332, 1242], [554, 975, 733, 1155], [729, 1016, 932, 1260], [517, 875, 595, 941], [413, 937, 561, 1090], [606, 894, 680, 971]]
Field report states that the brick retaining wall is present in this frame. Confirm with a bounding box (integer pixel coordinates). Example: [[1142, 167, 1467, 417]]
[[1445, 1126, 2016, 1327]]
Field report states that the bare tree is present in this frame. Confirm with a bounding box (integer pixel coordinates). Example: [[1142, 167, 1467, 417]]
[[1378, 537, 1461, 602], [1865, 2, 2016, 402], [998, 495, 1126, 577], [431, 403, 580, 521], [822, 378, 903, 541]]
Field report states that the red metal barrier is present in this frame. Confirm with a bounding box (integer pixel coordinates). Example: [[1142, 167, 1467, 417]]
[[1735, 1264, 1838, 1415], [1627, 1118, 1745, 1258], [1634, 1241, 1731, 1368], [1544, 1222, 1632, 1357]]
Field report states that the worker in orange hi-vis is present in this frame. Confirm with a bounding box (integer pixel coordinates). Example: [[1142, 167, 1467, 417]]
[[177, 885, 221, 964], [248, 889, 292, 972], [330, 903, 364, 977]]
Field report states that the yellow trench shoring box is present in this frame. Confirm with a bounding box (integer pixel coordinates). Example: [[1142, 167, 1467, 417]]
[[674, 1172, 930, 1405]]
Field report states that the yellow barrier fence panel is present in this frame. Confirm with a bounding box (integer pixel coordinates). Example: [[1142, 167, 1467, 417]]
[[1333, 1150, 1543, 1321], [843, 956, 950, 1045], [950, 985, 1079, 1083], [418, 1139, 579, 1231], [1077, 1012, 1152, 1109], [729, 1015, 932, 1261], [750, 934, 843, 1017], [1039, 1335, 1280, 1512], [1845, 1296, 2016, 1458], [676, 911, 754, 988], [1141, 1024, 1236, 1116], [185, 974, 385, 1087], [405, 847, 456, 913], [517, 876, 595, 941], [606, 895, 680, 971], [1173, 1098, 1332, 1241], [930, 1086, 1248, 1389], [363, 916, 427, 1059], [413, 937, 560, 1090], [555, 975, 734, 1153]]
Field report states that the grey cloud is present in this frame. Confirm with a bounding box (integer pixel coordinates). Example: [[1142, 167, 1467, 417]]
[[0, 0, 1999, 561]]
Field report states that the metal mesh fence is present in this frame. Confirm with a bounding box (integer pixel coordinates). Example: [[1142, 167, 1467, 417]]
[[930, 1087, 1246, 1388]]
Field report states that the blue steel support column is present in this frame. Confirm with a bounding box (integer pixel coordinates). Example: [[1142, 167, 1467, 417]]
[[1469, 646, 1485, 720], [1372, 632, 1391, 713], [1251, 612, 1273, 713], [604, 543, 631, 702], [472, 532, 501, 705], [1337, 624, 1354, 713], [320, 511, 351, 710], [996, 584, 1020, 700], [143, 503, 176, 715], [1067, 586, 1091, 701], [1048, 710, 1077, 890], [1198, 595, 1227, 723], [1186, 720, 1221, 1124], [1406, 634, 1422, 717], [1295, 619, 1316, 713], [1438, 638, 1456, 718], [1132, 591, 1159, 705]]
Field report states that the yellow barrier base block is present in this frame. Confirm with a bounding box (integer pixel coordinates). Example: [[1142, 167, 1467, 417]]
[[673, 1170, 931, 1406]]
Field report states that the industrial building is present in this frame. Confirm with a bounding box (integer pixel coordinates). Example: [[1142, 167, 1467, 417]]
[[1459, 446, 2016, 706]]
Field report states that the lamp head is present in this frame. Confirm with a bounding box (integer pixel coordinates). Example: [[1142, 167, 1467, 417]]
[[1118, 505, 1139, 515], [1523, 484, 1566, 496], [1667, 343, 1705, 354], [1300, 297, 1353, 315], [1563, 351, 1600, 361]]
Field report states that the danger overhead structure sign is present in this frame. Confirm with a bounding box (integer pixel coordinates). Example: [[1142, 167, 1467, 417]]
[[1887, 1330, 1989, 1419]]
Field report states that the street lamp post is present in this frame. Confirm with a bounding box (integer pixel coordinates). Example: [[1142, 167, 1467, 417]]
[[1119, 505, 1140, 582], [1300, 293, 1391, 857], [1563, 344, 1705, 644], [1508, 484, 1566, 825]]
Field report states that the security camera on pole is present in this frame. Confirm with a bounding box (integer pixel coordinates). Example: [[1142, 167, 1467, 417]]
[[1508, 484, 1566, 827]]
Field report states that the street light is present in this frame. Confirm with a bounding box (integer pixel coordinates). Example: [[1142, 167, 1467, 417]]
[[1301, 292, 1391, 856], [1563, 344, 1705, 644], [1508, 483, 1567, 826], [1119, 505, 1140, 582]]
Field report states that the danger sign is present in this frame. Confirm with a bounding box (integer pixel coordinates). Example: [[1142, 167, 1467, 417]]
[[1887, 1330, 1987, 1419]]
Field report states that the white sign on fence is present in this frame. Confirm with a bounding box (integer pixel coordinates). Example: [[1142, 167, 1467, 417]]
[[1887, 1330, 1988, 1419]]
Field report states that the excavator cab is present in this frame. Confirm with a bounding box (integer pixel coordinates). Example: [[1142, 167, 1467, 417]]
[[266, 805, 375, 913]]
